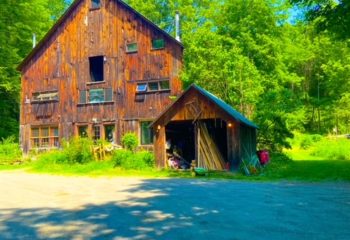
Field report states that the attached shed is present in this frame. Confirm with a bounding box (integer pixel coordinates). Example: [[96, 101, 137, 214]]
[[151, 84, 258, 171]]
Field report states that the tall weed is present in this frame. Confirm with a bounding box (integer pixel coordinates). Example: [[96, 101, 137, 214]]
[[112, 149, 154, 170], [0, 136, 22, 165]]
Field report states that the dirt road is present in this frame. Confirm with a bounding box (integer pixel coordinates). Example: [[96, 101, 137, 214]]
[[0, 171, 349, 239]]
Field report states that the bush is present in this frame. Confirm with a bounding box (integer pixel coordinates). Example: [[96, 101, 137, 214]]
[[62, 137, 94, 164], [0, 136, 22, 165], [121, 133, 138, 152], [112, 149, 154, 170], [35, 150, 66, 166]]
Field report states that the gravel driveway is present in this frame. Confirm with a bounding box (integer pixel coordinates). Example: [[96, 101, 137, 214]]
[[0, 171, 349, 240]]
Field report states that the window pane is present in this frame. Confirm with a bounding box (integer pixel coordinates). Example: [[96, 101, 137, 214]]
[[33, 139, 40, 148], [91, 0, 100, 9], [79, 126, 88, 138], [89, 56, 104, 82], [141, 121, 153, 145], [105, 88, 113, 102], [41, 128, 49, 137], [136, 84, 147, 92], [160, 80, 170, 90], [93, 126, 100, 140], [148, 82, 159, 91], [79, 90, 87, 104], [41, 138, 49, 147], [32, 128, 39, 137], [105, 125, 115, 143], [52, 127, 59, 137], [89, 89, 104, 103], [126, 43, 138, 53], [152, 39, 165, 49]]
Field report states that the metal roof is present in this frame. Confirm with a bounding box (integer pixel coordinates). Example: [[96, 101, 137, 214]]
[[151, 84, 258, 129], [192, 84, 258, 129]]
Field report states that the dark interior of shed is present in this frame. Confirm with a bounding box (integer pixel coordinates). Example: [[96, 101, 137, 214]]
[[165, 119, 228, 169]]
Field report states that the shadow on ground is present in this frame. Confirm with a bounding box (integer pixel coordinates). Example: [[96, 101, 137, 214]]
[[1, 179, 350, 239]]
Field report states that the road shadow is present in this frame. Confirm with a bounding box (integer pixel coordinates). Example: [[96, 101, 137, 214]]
[[1, 179, 350, 239]]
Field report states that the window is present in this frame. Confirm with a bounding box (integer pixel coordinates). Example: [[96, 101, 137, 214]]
[[32, 91, 58, 102], [126, 43, 138, 53], [152, 39, 165, 49], [89, 89, 104, 103], [78, 126, 88, 138], [91, 0, 101, 9], [31, 126, 59, 148], [140, 121, 153, 145], [79, 90, 87, 104], [93, 126, 101, 141], [148, 82, 159, 91], [136, 80, 170, 93], [136, 83, 147, 93], [89, 56, 104, 82], [105, 125, 115, 143]]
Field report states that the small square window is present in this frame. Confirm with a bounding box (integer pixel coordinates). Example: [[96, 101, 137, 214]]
[[136, 83, 147, 92], [89, 89, 104, 103], [160, 80, 170, 90], [126, 43, 138, 53], [152, 39, 165, 49], [91, 0, 101, 9], [148, 82, 159, 91]]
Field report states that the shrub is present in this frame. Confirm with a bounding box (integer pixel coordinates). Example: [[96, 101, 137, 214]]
[[112, 149, 154, 170], [0, 136, 22, 165], [300, 134, 322, 149], [62, 137, 94, 164], [121, 133, 138, 152], [35, 150, 66, 166]]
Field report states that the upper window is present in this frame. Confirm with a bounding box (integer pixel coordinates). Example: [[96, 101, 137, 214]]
[[89, 56, 104, 82], [91, 0, 101, 9], [32, 91, 58, 102], [152, 39, 165, 50], [136, 80, 170, 93], [126, 43, 138, 53]]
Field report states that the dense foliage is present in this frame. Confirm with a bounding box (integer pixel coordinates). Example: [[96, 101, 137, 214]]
[[0, 0, 349, 151], [121, 133, 139, 152], [112, 149, 154, 170]]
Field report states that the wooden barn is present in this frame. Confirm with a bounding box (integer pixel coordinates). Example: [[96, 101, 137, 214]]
[[151, 84, 258, 170], [18, 0, 183, 153]]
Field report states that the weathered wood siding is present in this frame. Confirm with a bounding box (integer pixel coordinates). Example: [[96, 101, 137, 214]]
[[20, 0, 183, 152]]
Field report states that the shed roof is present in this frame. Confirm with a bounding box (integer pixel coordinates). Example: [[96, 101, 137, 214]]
[[151, 84, 258, 129], [17, 0, 183, 71]]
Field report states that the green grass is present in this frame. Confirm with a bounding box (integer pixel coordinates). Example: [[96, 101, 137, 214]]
[[1, 133, 350, 182]]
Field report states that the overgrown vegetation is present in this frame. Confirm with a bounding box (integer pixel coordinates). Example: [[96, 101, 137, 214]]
[[0, 137, 22, 165], [112, 149, 154, 170]]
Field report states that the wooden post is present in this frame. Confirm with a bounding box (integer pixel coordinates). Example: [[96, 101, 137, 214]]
[[154, 125, 166, 168]]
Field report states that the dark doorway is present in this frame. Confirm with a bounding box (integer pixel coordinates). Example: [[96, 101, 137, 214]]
[[89, 56, 104, 82], [166, 121, 195, 164]]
